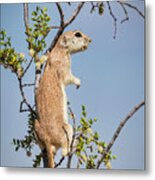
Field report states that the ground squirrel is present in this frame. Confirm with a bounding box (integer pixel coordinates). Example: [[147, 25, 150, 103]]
[[35, 30, 91, 168]]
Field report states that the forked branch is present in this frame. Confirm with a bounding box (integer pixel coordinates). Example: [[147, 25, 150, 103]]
[[64, 2, 85, 27], [123, 2, 145, 18], [118, 1, 129, 24]]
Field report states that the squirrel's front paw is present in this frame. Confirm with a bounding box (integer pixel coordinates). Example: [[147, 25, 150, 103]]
[[75, 78, 81, 89]]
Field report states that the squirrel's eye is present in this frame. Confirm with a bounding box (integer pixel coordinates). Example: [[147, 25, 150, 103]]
[[74, 32, 82, 38]]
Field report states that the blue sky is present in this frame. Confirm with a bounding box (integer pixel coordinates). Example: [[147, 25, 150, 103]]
[[0, 1, 144, 169]]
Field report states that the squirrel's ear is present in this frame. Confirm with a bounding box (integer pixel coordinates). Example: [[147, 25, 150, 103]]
[[60, 35, 69, 48]]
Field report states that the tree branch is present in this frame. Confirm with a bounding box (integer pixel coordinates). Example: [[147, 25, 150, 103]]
[[67, 106, 77, 168], [123, 2, 145, 19], [107, 1, 117, 39], [90, 2, 98, 14], [118, 1, 129, 24], [22, 83, 35, 88], [18, 77, 37, 116], [64, 2, 85, 27], [96, 100, 145, 169], [19, 100, 30, 113], [54, 156, 65, 168], [56, 2, 65, 27], [22, 57, 33, 77], [23, 3, 29, 32]]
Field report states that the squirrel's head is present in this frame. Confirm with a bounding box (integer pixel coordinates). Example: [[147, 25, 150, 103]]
[[58, 30, 91, 54]]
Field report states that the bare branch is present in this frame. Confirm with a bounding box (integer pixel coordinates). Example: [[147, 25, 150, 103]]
[[22, 57, 33, 77], [107, 1, 117, 39], [45, 4, 65, 53], [96, 100, 145, 169], [18, 77, 37, 116], [54, 156, 65, 168], [19, 100, 30, 113], [62, 126, 70, 153], [56, 3, 65, 27], [90, 2, 98, 14], [49, 25, 60, 29], [23, 3, 29, 31], [67, 105, 77, 168], [22, 83, 35, 88], [64, 2, 85, 27], [123, 2, 145, 19], [118, 1, 129, 24]]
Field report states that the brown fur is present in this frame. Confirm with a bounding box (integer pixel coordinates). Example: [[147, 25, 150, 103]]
[[35, 30, 91, 168]]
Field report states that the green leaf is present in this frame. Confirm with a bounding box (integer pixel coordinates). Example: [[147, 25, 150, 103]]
[[32, 11, 37, 17], [45, 16, 51, 22], [98, 2, 104, 15], [94, 131, 99, 140], [94, 118, 97, 122], [17, 139, 20, 145], [31, 17, 37, 21], [112, 155, 117, 160], [80, 117, 86, 125], [36, 6, 40, 12], [88, 119, 93, 125], [13, 138, 16, 144], [15, 146, 19, 151], [82, 111, 87, 117], [82, 104, 86, 112], [79, 158, 83, 165], [43, 7, 47, 12]]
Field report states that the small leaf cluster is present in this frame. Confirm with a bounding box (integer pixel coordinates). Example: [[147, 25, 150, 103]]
[[26, 6, 51, 53], [0, 30, 25, 77], [12, 112, 44, 168], [33, 153, 42, 167], [12, 112, 36, 157], [75, 105, 116, 169]]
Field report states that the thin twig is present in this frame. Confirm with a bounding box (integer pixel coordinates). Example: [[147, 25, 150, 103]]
[[23, 3, 29, 31], [45, 3, 65, 53], [67, 106, 77, 168], [23, 3, 32, 50], [22, 58, 33, 77], [49, 25, 60, 29], [64, 2, 85, 27], [118, 1, 129, 24], [62, 126, 70, 153], [96, 100, 145, 169], [123, 2, 145, 18], [22, 83, 35, 87], [56, 3, 65, 27], [54, 156, 65, 168], [68, 106, 76, 132], [90, 2, 98, 13], [107, 1, 117, 39], [18, 77, 37, 116], [20, 100, 30, 113]]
